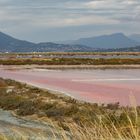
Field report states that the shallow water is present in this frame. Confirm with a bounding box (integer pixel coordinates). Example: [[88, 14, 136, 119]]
[[0, 67, 140, 105]]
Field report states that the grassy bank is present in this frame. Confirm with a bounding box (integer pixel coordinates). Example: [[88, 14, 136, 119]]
[[1, 58, 140, 65], [0, 78, 140, 139]]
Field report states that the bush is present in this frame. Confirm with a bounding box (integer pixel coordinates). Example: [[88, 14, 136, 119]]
[[17, 100, 36, 116]]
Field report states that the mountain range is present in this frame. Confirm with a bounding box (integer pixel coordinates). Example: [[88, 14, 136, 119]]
[[0, 31, 140, 52], [69, 33, 139, 49]]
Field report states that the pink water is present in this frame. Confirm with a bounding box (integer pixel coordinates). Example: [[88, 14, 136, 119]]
[[0, 67, 140, 106]]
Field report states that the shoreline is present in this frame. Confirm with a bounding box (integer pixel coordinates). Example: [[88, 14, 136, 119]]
[[1, 64, 140, 70], [0, 70, 138, 106], [10, 79, 86, 104], [0, 76, 140, 140], [0, 65, 140, 106]]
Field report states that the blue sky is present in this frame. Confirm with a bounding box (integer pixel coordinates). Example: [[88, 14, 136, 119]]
[[0, 0, 140, 42]]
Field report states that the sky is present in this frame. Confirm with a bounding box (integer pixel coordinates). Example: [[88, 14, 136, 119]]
[[0, 0, 140, 42]]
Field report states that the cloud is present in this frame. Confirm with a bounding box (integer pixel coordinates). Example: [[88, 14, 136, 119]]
[[0, 0, 139, 41]]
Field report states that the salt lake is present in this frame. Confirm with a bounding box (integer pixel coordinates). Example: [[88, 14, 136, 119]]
[[0, 67, 140, 106]]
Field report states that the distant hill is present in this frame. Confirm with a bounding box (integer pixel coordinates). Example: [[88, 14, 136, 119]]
[[69, 33, 139, 49], [35, 42, 94, 52], [0, 31, 140, 52], [0, 32, 35, 52], [104, 46, 140, 52], [0, 32, 92, 52], [129, 34, 140, 43]]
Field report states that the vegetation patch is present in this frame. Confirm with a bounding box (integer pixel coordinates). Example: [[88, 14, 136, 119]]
[[1, 58, 140, 65], [0, 78, 140, 139]]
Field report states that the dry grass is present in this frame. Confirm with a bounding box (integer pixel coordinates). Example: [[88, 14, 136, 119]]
[[0, 78, 140, 140], [0, 109, 139, 140], [1, 57, 140, 65]]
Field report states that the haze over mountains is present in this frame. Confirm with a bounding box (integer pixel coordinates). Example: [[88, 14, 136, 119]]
[[129, 34, 140, 43], [0, 31, 140, 52]]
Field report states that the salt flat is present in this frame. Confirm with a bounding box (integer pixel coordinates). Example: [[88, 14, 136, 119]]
[[0, 67, 140, 106]]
